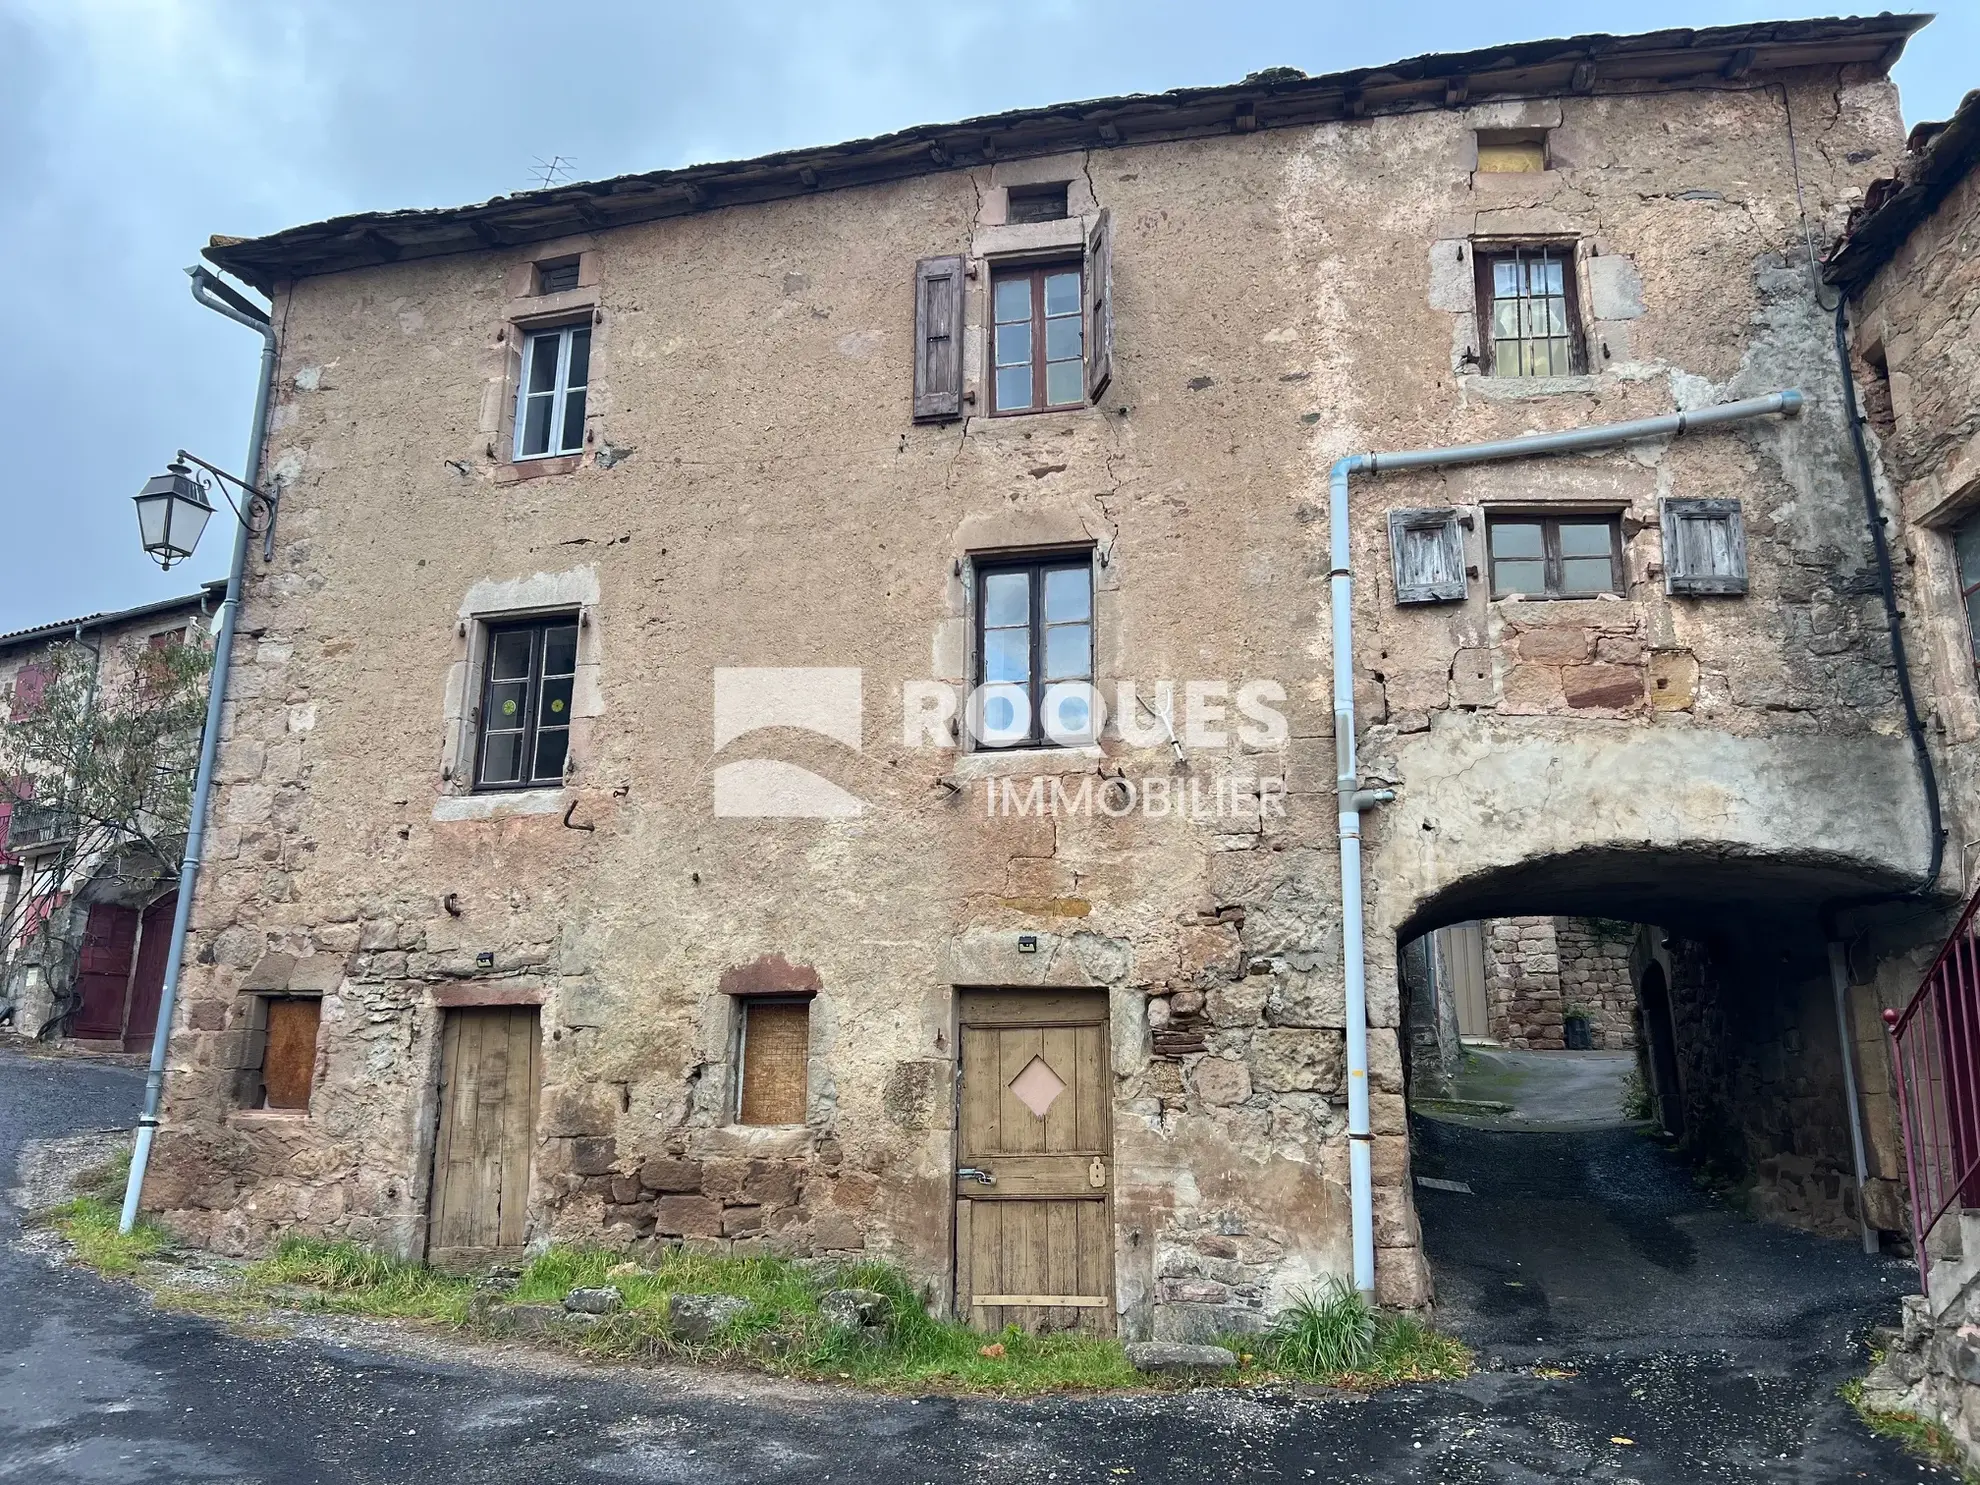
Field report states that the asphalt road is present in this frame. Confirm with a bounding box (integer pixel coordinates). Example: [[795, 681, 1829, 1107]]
[[0, 1046, 1939, 1483]]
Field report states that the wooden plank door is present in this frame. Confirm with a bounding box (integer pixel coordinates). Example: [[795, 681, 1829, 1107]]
[[427, 1006, 541, 1267], [955, 990, 1114, 1335], [122, 892, 177, 1054], [1437, 921, 1490, 1040], [71, 903, 139, 1039]]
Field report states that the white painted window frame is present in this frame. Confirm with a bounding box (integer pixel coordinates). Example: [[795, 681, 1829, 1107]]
[[512, 323, 588, 461]]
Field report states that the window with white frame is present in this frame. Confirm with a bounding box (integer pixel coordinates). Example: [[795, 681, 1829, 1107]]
[[514, 323, 591, 460]]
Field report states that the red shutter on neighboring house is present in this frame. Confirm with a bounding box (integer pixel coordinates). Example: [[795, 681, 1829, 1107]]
[[10, 663, 49, 719]]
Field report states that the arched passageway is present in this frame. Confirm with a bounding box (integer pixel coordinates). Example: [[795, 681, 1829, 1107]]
[[1393, 843, 1927, 1357]]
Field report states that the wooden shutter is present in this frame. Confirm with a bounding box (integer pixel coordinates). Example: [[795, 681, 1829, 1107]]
[[262, 997, 321, 1109], [738, 1000, 810, 1125], [1085, 208, 1113, 401], [1388, 508, 1468, 604], [1662, 497, 1748, 596], [913, 255, 966, 422], [10, 663, 49, 719]]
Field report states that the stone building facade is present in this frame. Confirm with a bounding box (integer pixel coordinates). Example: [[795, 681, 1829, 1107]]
[[1828, 87, 1980, 1458], [141, 17, 1963, 1340], [0, 587, 219, 1047]]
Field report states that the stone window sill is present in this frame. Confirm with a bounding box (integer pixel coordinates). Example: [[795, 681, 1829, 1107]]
[[1457, 372, 1607, 400], [432, 787, 568, 823], [494, 454, 583, 485], [227, 1107, 309, 1125], [952, 746, 1104, 780]]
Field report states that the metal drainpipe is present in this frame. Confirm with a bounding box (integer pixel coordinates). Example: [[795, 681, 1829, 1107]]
[[119, 268, 278, 1234], [1328, 388, 1805, 1296]]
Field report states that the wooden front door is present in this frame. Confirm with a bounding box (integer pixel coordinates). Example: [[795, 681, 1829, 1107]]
[[122, 893, 177, 1054], [71, 903, 139, 1040], [427, 1006, 541, 1266], [955, 990, 1114, 1335]]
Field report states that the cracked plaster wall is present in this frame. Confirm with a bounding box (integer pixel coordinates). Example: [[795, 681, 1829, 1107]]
[[145, 66, 1937, 1335]]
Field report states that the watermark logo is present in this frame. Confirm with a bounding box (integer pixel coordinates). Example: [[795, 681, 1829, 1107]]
[[712, 670, 1290, 819], [711, 668, 864, 818]]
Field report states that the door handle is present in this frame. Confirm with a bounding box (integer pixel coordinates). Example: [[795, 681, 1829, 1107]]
[[957, 1167, 996, 1186]]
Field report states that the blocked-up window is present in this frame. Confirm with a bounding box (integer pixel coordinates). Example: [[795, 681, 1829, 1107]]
[[475, 616, 579, 790], [1476, 130, 1548, 173], [513, 322, 591, 460], [972, 553, 1096, 748], [1477, 246, 1581, 377], [240, 995, 321, 1110], [1488, 514, 1622, 598], [1661, 498, 1749, 596], [1006, 182, 1071, 223], [1956, 513, 1980, 671], [737, 999, 810, 1126], [1389, 509, 1468, 604]]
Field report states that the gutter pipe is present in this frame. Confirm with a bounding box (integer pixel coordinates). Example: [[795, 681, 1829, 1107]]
[[120, 268, 278, 1234], [1328, 388, 1805, 1295]]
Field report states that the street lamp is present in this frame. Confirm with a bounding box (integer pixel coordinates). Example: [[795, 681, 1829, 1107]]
[[133, 450, 277, 569], [132, 462, 214, 571]]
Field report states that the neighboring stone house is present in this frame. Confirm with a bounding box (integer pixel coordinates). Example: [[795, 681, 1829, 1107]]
[[142, 16, 1965, 1339], [0, 585, 219, 1048], [1826, 87, 1980, 1459]]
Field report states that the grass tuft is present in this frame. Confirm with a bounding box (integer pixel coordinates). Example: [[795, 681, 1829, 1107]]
[[251, 1237, 476, 1323], [47, 1194, 168, 1276], [1841, 1377, 1980, 1483], [1265, 1279, 1379, 1374]]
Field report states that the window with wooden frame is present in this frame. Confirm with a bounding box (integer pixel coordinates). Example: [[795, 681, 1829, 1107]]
[[736, 998, 810, 1126], [1957, 513, 1980, 676], [1487, 514, 1623, 598], [474, 616, 578, 791], [972, 552, 1095, 749], [1477, 245, 1582, 377], [992, 264, 1085, 414], [1005, 181, 1071, 223], [513, 321, 591, 460], [239, 995, 321, 1111]]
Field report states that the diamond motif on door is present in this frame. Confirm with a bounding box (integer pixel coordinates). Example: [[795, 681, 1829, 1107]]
[[1009, 1054, 1066, 1118]]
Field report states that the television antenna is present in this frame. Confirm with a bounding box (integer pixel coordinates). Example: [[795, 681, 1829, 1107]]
[[529, 155, 576, 190]]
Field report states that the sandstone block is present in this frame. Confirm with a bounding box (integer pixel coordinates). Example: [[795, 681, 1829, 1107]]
[[1252, 1028, 1344, 1093], [639, 1157, 702, 1193], [570, 1137, 618, 1176], [1562, 663, 1643, 710], [1124, 1341, 1237, 1376], [652, 1196, 724, 1238], [1517, 628, 1592, 664], [1191, 1056, 1253, 1106]]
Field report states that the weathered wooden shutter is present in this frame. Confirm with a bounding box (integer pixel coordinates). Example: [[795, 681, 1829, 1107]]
[[9, 662, 49, 719], [1661, 497, 1748, 595], [912, 255, 966, 422], [1388, 508, 1468, 604], [1086, 208, 1113, 401]]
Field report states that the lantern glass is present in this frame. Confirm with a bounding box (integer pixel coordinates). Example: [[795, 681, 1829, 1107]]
[[133, 469, 213, 568]]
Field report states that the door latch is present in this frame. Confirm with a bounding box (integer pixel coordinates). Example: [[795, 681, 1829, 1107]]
[[1088, 1157, 1106, 1188], [957, 1167, 996, 1186]]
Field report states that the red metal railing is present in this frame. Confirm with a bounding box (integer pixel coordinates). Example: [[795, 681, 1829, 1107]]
[[1886, 884, 1980, 1288]]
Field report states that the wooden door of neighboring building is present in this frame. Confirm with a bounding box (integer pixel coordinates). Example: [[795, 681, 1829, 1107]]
[[427, 1006, 541, 1267], [71, 903, 139, 1040], [1436, 921, 1491, 1041], [954, 990, 1114, 1335], [122, 892, 177, 1054]]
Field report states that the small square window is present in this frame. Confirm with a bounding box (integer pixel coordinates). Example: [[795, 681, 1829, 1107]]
[[1476, 130, 1548, 173], [991, 264, 1085, 414], [513, 323, 590, 459], [1006, 182, 1070, 224], [972, 553, 1095, 748], [1487, 514, 1622, 598], [243, 995, 320, 1110], [475, 616, 579, 790], [737, 998, 810, 1126], [1476, 246, 1582, 377], [536, 257, 581, 295]]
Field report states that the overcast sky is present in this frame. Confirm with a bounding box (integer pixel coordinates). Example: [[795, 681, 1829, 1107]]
[[0, 1, 1969, 633]]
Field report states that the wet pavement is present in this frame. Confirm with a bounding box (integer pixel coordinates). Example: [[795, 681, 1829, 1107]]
[[1446, 1046, 1641, 1129], [0, 1046, 1941, 1482]]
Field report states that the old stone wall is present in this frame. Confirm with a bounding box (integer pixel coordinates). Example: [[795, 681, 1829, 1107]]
[[1482, 916, 1635, 1050], [146, 63, 1929, 1339]]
